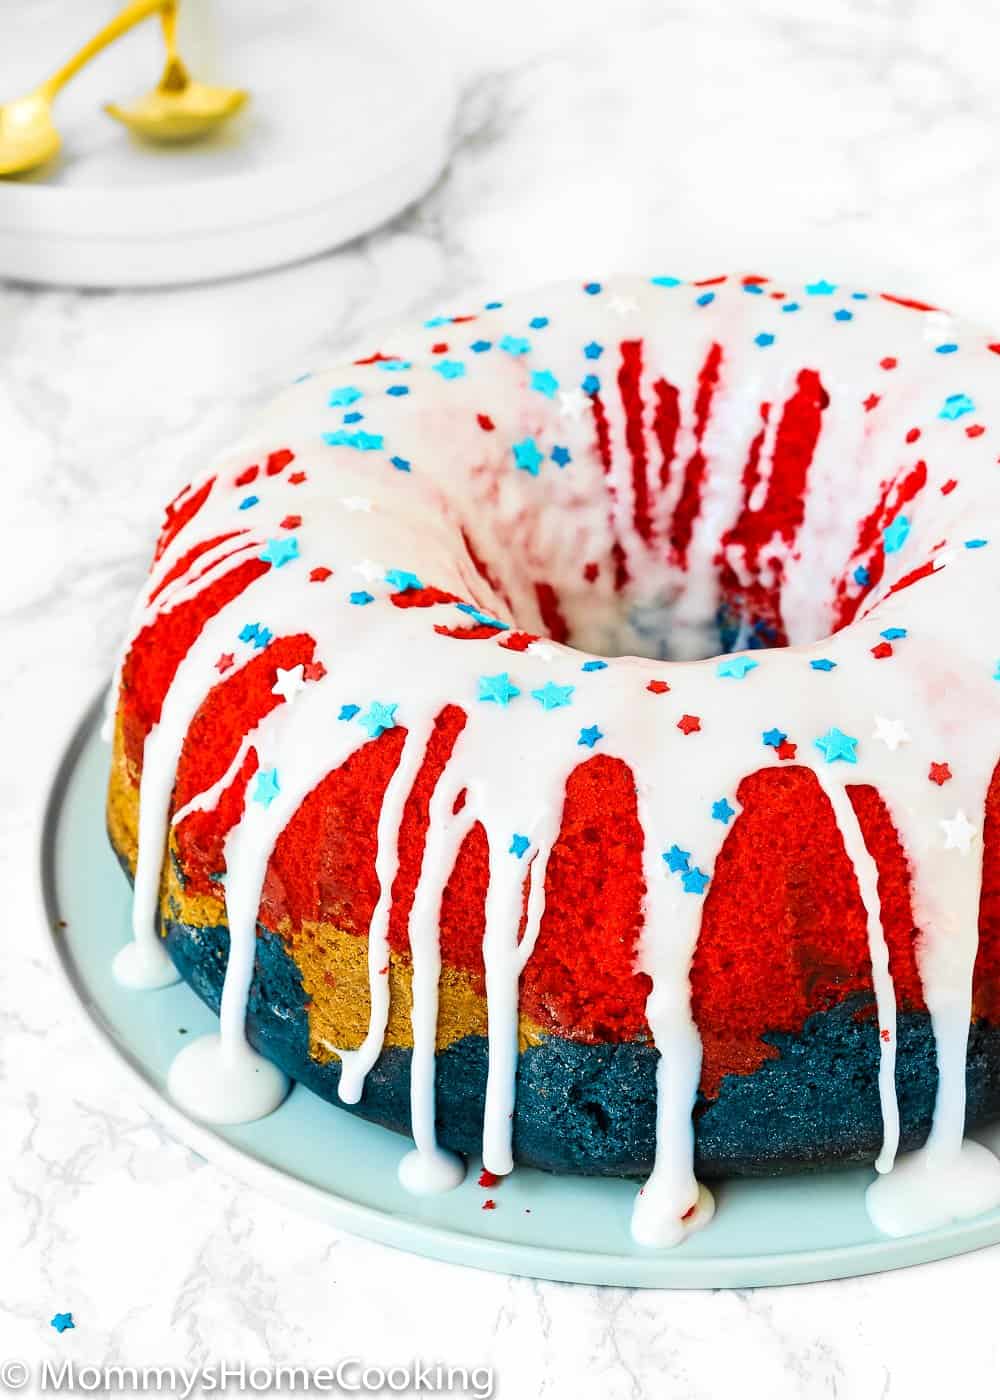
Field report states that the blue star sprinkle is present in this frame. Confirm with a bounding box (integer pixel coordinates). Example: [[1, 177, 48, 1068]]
[[805, 279, 837, 295], [339, 704, 360, 720], [935, 343, 958, 354], [743, 282, 764, 295], [531, 369, 560, 398], [349, 590, 374, 605], [651, 275, 681, 287], [390, 455, 411, 472], [814, 727, 859, 764], [581, 373, 601, 395], [455, 603, 509, 629], [852, 291, 869, 300], [239, 622, 272, 649], [329, 386, 363, 407], [510, 834, 530, 858], [584, 341, 604, 359], [781, 302, 801, 312], [359, 701, 398, 738], [253, 768, 280, 806], [385, 568, 423, 592], [717, 656, 759, 679], [754, 332, 775, 347], [712, 798, 735, 824], [478, 672, 521, 706], [578, 725, 603, 748], [833, 309, 854, 322], [260, 537, 299, 568], [531, 681, 575, 710], [386, 384, 409, 397], [584, 282, 602, 295], [880, 627, 907, 640], [499, 334, 531, 356], [883, 515, 910, 553], [377, 359, 411, 371], [51, 1314, 75, 1334], [470, 339, 492, 353], [854, 565, 871, 587], [682, 867, 711, 895], [994, 661, 1000, 681], [551, 445, 572, 467], [343, 411, 364, 424], [940, 393, 975, 421], [582, 659, 607, 671], [239, 495, 259, 510], [484, 301, 503, 310], [512, 437, 544, 476], [695, 292, 715, 307], [810, 658, 837, 671], [663, 845, 691, 873], [965, 538, 988, 549], [433, 359, 466, 381], [323, 429, 384, 451], [530, 316, 549, 329], [762, 728, 787, 748]]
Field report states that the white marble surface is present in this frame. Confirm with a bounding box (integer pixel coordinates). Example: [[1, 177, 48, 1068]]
[[5, 0, 1000, 1393]]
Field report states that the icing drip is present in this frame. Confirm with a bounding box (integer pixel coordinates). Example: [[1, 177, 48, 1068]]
[[105, 274, 1000, 1246]]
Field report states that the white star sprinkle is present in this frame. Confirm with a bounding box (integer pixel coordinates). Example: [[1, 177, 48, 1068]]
[[353, 558, 384, 582], [341, 496, 373, 512], [527, 642, 556, 662], [608, 295, 639, 317], [872, 715, 911, 751], [272, 664, 306, 703], [940, 809, 977, 853], [557, 388, 589, 421]]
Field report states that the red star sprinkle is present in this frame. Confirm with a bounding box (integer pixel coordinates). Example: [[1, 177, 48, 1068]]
[[215, 653, 234, 673], [989, 344, 1000, 356], [647, 679, 670, 694], [303, 661, 327, 682], [929, 762, 952, 786], [777, 740, 798, 760], [880, 357, 897, 370], [941, 479, 958, 495], [266, 448, 294, 476], [280, 514, 302, 530], [677, 714, 701, 734], [289, 471, 307, 485], [482, 1199, 497, 1211], [477, 413, 495, 432], [500, 631, 540, 652], [863, 394, 881, 412], [966, 424, 985, 438], [881, 1028, 891, 1043], [905, 427, 921, 444], [583, 561, 599, 582], [309, 566, 332, 582], [871, 642, 893, 659], [354, 350, 396, 364], [478, 1169, 500, 1188], [431, 342, 449, 354], [234, 465, 258, 487]]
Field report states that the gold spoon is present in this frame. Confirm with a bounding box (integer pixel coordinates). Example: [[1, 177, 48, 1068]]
[[105, 3, 247, 144]]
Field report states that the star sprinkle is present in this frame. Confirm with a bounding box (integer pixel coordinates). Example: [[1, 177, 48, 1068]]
[[530, 370, 560, 398], [940, 809, 976, 852], [883, 515, 910, 553], [805, 279, 837, 295], [531, 681, 574, 710], [677, 714, 701, 734], [499, 335, 531, 356], [872, 715, 911, 751], [754, 332, 775, 347], [558, 388, 589, 420], [328, 386, 363, 406], [215, 653, 235, 674], [940, 393, 975, 421], [309, 567, 332, 583], [385, 568, 423, 592], [581, 374, 600, 395], [717, 656, 758, 679], [253, 768, 280, 807], [339, 704, 360, 721], [358, 701, 398, 738], [470, 340, 492, 353], [965, 538, 988, 549], [478, 672, 520, 706], [651, 275, 681, 287], [663, 845, 691, 873], [608, 295, 638, 316], [239, 622, 272, 649], [529, 316, 549, 329], [582, 659, 607, 672], [551, 445, 572, 467], [527, 641, 556, 661], [880, 627, 907, 640], [51, 1314, 75, 1334], [455, 604, 508, 629], [762, 728, 787, 748], [349, 591, 374, 605], [584, 341, 604, 359], [239, 495, 259, 510], [323, 429, 384, 451], [810, 658, 837, 671], [578, 725, 603, 748], [260, 537, 299, 568], [682, 867, 710, 895], [854, 566, 871, 587], [510, 834, 530, 858], [814, 727, 858, 763], [433, 359, 466, 380], [929, 762, 952, 786], [353, 558, 384, 582], [272, 665, 306, 703], [303, 661, 326, 683], [512, 438, 544, 476], [695, 292, 715, 307], [711, 798, 735, 824], [833, 309, 854, 322], [341, 496, 373, 512], [390, 456, 411, 472], [647, 679, 670, 694]]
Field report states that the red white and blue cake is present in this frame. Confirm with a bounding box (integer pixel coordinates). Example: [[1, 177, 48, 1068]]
[[106, 274, 1000, 1247]]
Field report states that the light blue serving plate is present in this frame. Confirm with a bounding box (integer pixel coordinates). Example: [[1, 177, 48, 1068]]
[[37, 698, 1000, 1288]]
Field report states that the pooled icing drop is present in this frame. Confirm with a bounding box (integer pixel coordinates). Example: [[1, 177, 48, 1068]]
[[167, 1031, 290, 1125], [397, 1145, 466, 1195], [631, 1180, 716, 1250], [112, 937, 180, 990], [865, 1140, 1000, 1237]]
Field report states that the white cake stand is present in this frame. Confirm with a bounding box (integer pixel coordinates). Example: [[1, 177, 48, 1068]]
[[0, 2, 457, 287]]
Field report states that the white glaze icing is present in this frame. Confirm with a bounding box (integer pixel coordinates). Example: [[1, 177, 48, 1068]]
[[105, 275, 1000, 1245]]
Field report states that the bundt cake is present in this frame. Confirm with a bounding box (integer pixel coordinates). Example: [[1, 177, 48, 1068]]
[[105, 274, 1000, 1247]]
